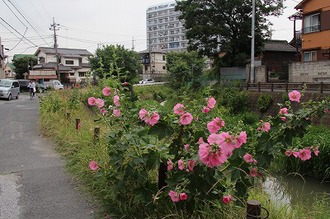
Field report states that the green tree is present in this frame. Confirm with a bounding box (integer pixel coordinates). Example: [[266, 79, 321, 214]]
[[166, 51, 205, 89], [176, 0, 284, 66], [89, 45, 141, 83], [12, 55, 37, 79]]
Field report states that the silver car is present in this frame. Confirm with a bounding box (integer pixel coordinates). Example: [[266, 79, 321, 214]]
[[0, 79, 20, 100]]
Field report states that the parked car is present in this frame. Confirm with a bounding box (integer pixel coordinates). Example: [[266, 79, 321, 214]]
[[0, 79, 20, 100], [43, 80, 64, 90], [139, 79, 155, 84], [17, 79, 30, 92]]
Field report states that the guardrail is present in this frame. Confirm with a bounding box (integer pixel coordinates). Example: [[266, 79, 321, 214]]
[[244, 82, 330, 94]]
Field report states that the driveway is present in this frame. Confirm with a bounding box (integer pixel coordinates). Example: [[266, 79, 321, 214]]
[[0, 95, 95, 219]]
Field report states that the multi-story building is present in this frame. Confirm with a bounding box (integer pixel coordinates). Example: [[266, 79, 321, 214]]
[[146, 1, 188, 52], [295, 0, 330, 61]]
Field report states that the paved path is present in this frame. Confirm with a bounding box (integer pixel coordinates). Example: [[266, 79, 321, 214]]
[[0, 94, 95, 219]]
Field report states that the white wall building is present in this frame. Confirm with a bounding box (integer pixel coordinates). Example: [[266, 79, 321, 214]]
[[146, 1, 188, 52]]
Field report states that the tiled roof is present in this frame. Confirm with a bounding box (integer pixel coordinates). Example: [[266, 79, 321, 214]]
[[36, 47, 92, 56], [295, 0, 311, 10], [263, 40, 297, 53], [33, 62, 73, 71]]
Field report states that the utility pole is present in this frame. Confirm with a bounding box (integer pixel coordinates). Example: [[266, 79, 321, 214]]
[[50, 17, 60, 80], [131, 37, 135, 51], [250, 0, 256, 83]]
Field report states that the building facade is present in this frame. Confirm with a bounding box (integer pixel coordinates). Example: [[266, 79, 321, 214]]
[[0, 38, 7, 79], [31, 47, 92, 83], [295, 0, 330, 61], [139, 49, 167, 80], [146, 1, 188, 52]]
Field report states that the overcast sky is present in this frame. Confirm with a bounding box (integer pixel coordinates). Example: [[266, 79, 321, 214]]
[[1, 0, 301, 61]]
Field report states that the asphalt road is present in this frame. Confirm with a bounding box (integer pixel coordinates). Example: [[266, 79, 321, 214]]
[[0, 94, 95, 219]]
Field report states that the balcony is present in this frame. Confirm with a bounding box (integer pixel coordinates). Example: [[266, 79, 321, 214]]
[[303, 24, 321, 34]]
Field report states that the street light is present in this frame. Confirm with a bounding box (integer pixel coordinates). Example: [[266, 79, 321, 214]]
[[250, 0, 255, 83]]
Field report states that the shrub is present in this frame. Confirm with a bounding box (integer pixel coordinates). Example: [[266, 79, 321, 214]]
[[217, 88, 249, 114], [257, 93, 274, 113]]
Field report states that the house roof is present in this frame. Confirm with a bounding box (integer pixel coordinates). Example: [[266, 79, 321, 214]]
[[295, 0, 311, 10], [263, 40, 297, 53], [139, 48, 166, 54], [35, 47, 92, 57], [33, 62, 74, 71]]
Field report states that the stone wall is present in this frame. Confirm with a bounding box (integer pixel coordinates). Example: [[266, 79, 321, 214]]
[[289, 60, 330, 82]]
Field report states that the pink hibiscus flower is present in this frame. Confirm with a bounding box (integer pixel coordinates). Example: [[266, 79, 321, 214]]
[[288, 90, 301, 103], [102, 87, 111, 96], [113, 95, 120, 107], [173, 103, 185, 115], [113, 109, 121, 117], [202, 106, 210, 113], [145, 112, 160, 126], [299, 148, 312, 161], [95, 98, 105, 108], [180, 112, 193, 125], [279, 107, 288, 115], [218, 132, 234, 148], [281, 117, 287, 122], [207, 133, 221, 145], [243, 153, 254, 163], [168, 190, 180, 202], [197, 137, 205, 145], [259, 122, 271, 132], [198, 143, 227, 168], [89, 161, 99, 171], [250, 168, 258, 177], [100, 108, 107, 115], [314, 147, 319, 156], [179, 193, 188, 201], [187, 160, 197, 172], [222, 195, 232, 204], [207, 97, 216, 109], [167, 159, 174, 171], [235, 131, 247, 148], [88, 97, 96, 106], [285, 150, 292, 157], [139, 109, 148, 121], [184, 144, 189, 151], [178, 159, 185, 170]]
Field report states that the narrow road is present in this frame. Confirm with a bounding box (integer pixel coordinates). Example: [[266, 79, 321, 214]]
[[0, 94, 95, 219]]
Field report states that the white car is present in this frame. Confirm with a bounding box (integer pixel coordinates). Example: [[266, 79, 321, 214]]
[[0, 79, 20, 100], [139, 79, 155, 84]]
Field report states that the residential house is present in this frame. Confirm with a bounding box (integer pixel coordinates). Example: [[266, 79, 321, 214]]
[[139, 49, 167, 81], [3, 62, 15, 78], [295, 0, 330, 61], [31, 47, 92, 83]]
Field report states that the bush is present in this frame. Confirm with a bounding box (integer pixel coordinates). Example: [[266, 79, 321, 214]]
[[217, 88, 249, 114], [257, 93, 274, 113]]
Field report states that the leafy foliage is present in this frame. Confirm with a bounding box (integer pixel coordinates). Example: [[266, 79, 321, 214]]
[[176, 0, 284, 66], [257, 93, 274, 113], [12, 55, 37, 79]]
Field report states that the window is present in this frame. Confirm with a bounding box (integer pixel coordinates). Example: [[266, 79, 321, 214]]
[[65, 60, 74, 65], [79, 72, 86, 77], [303, 51, 317, 61], [162, 55, 166, 61], [70, 73, 74, 77], [162, 66, 166, 70], [304, 13, 320, 33]]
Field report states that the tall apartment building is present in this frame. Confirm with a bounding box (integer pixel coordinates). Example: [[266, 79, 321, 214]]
[[146, 1, 188, 52]]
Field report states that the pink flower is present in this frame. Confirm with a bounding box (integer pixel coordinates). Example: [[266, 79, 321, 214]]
[[281, 117, 287, 122], [235, 131, 247, 148], [222, 195, 232, 204], [207, 133, 221, 145], [168, 190, 180, 202], [167, 159, 174, 171], [207, 97, 216, 109], [178, 159, 185, 170], [95, 98, 105, 108], [180, 112, 193, 125], [197, 137, 205, 145], [285, 150, 292, 157], [113, 109, 121, 117], [102, 87, 111, 96], [243, 153, 254, 163], [299, 148, 312, 161], [218, 132, 234, 149], [288, 90, 301, 103], [202, 106, 210, 113], [293, 151, 300, 158], [173, 103, 185, 115], [314, 147, 319, 156], [184, 144, 189, 151], [100, 108, 107, 115], [122, 82, 128, 86], [88, 97, 96, 106], [145, 112, 160, 126], [198, 143, 227, 168], [113, 95, 120, 107], [187, 160, 197, 172], [250, 168, 258, 177], [259, 122, 271, 132], [179, 193, 188, 201], [207, 117, 225, 134], [89, 161, 99, 171], [279, 107, 288, 115], [139, 109, 148, 121]]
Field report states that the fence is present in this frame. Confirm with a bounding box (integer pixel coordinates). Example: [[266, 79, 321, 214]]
[[244, 82, 330, 94]]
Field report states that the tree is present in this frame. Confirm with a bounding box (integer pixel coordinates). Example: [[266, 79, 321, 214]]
[[176, 0, 284, 66], [89, 45, 141, 83], [12, 55, 37, 79], [166, 51, 205, 89]]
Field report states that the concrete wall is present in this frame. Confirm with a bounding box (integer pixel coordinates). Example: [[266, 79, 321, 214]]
[[255, 65, 267, 83], [289, 60, 330, 82]]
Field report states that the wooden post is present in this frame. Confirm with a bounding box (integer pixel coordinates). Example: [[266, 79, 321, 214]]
[[258, 82, 261, 92], [75, 119, 81, 130], [320, 82, 324, 94], [94, 126, 100, 143], [271, 82, 273, 92], [285, 82, 288, 92], [246, 200, 261, 219]]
